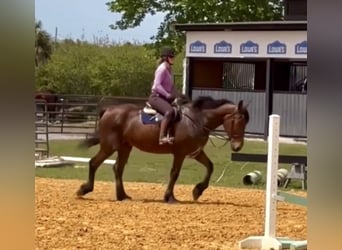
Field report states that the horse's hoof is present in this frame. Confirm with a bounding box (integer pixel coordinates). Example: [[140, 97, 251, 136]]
[[76, 183, 93, 197], [168, 199, 179, 204], [76, 188, 86, 197], [117, 194, 132, 201], [192, 186, 204, 201], [193, 192, 200, 201], [164, 195, 179, 204]]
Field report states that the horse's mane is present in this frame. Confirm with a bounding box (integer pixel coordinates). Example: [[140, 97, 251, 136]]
[[191, 96, 234, 110]]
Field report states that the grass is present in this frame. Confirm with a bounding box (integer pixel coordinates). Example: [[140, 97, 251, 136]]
[[35, 137, 307, 190]]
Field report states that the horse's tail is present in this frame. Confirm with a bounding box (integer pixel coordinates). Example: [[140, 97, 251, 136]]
[[79, 132, 100, 149], [79, 107, 106, 149], [99, 107, 106, 119]]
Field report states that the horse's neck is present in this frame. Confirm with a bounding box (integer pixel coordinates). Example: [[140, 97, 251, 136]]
[[203, 104, 236, 130]]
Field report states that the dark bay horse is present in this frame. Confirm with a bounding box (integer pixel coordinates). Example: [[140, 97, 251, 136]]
[[35, 89, 60, 122], [77, 96, 250, 203]]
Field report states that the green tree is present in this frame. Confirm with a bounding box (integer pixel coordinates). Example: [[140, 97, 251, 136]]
[[106, 0, 284, 52], [35, 41, 186, 96], [35, 20, 53, 67]]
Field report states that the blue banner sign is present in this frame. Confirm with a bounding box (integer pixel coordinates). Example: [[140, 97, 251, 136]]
[[240, 40, 259, 54], [295, 41, 307, 54], [267, 40, 287, 54], [214, 40, 232, 54], [189, 40, 206, 53]]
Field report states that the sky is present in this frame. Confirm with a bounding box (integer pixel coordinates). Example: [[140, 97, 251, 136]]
[[35, 0, 165, 44]]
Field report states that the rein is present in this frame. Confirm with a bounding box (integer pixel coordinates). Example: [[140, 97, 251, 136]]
[[209, 133, 230, 148], [182, 107, 239, 148], [208, 109, 238, 148]]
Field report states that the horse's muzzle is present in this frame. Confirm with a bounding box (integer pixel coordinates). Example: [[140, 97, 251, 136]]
[[231, 140, 243, 152]]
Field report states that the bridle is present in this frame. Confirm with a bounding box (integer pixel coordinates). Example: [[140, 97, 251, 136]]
[[182, 105, 245, 148], [223, 108, 245, 141]]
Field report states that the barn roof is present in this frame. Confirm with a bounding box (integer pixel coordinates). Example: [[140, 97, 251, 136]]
[[173, 21, 307, 32]]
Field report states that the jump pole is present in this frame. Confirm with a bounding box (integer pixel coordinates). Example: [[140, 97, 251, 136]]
[[239, 114, 283, 250], [60, 156, 116, 165]]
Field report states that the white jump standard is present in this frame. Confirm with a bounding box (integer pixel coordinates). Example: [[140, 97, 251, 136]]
[[238, 114, 307, 250]]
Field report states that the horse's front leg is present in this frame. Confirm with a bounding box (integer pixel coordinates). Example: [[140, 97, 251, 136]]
[[164, 154, 186, 203], [192, 150, 214, 201]]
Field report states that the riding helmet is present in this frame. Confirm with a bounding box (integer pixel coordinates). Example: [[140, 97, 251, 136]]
[[160, 46, 175, 57]]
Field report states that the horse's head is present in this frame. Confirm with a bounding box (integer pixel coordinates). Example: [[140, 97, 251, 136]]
[[223, 100, 249, 152]]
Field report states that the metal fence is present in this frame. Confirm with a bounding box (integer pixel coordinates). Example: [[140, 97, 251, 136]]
[[35, 95, 149, 136]]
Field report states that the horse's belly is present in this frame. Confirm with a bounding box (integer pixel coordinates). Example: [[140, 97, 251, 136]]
[[128, 136, 173, 154], [127, 134, 207, 155], [124, 121, 208, 155]]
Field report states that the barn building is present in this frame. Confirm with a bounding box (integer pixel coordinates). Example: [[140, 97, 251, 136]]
[[174, 0, 307, 138]]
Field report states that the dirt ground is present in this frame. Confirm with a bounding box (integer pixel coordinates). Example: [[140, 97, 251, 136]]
[[35, 177, 307, 250]]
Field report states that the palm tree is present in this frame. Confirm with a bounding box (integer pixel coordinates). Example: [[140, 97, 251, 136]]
[[35, 20, 52, 67]]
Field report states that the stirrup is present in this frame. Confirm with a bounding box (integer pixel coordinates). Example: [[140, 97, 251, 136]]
[[159, 136, 174, 145]]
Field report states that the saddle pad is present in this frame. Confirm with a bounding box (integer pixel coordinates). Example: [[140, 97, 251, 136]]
[[140, 111, 161, 125]]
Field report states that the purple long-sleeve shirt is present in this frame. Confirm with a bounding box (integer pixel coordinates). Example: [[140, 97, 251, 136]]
[[151, 62, 176, 100]]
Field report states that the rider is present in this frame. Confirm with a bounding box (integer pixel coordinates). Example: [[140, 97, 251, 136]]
[[148, 46, 179, 145]]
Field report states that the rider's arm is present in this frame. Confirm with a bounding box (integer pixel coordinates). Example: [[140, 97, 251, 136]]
[[170, 84, 180, 99]]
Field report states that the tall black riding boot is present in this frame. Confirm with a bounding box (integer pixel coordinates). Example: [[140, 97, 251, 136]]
[[159, 111, 174, 144]]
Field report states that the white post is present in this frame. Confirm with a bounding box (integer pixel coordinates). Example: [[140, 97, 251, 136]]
[[239, 114, 283, 250], [264, 114, 280, 237], [261, 114, 282, 249], [182, 57, 187, 95]]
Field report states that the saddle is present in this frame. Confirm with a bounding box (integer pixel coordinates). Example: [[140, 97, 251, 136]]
[[143, 103, 158, 115], [140, 102, 182, 125]]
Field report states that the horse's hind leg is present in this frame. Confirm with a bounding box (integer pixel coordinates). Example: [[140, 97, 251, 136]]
[[76, 149, 113, 197], [113, 144, 133, 201], [192, 150, 214, 201]]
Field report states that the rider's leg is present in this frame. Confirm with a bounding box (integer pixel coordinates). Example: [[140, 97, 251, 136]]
[[159, 110, 175, 144], [148, 95, 175, 144]]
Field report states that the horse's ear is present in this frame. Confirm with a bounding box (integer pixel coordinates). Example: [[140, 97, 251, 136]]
[[238, 100, 243, 110]]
